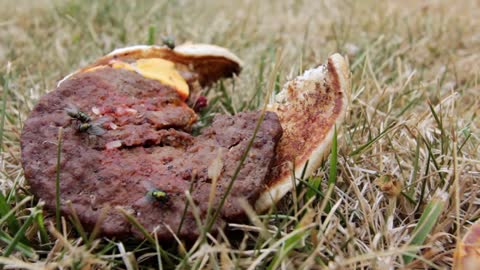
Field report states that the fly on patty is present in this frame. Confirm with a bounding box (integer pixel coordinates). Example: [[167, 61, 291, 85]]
[[66, 104, 91, 123], [78, 122, 107, 136], [66, 104, 106, 136], [147, 188, 169, 203]]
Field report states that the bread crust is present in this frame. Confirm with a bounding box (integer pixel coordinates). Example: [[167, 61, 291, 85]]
[[255, 53, 350, 212]]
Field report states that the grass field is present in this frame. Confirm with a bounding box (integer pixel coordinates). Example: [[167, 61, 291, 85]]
[[1, 0, 479, 269]]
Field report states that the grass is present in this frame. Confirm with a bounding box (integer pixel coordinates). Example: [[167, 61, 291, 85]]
[[0, 0, 479, 269]]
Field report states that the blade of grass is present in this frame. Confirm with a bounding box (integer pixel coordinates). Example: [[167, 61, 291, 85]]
[[178, 49, 284, 270], [3, 211, 36, 257], [116, 206, 155, 245], [218, 81, 235, 114], [35, 210, 49, 244], [116, 206, 175, 266], [67, 201, 88, 245], [427, 100, 446, 156], [154, 231, 163, 270], [0, 63, 11, 154], [324, 126, 338, 213], [0, 191, 20, 238], [305, 176, 321, 201], [408, 134, 421, 197], [403, 191, 447, 264], [457, 133, 471, 154], [415, 154, 430, 214], [203, 49, 283, 235], [243, 52, 266, 111], [0, 231, 36, 258], [267, 228, 308, 270], [147, 25, 156, 45], [5, 172, 22, 204], [350, 121, 397, 156], [55, 127, 63, 231], [177, 174, 198, 235], [0, 196, 32, 228], [203, 95, 268, 233], [421, 135, 446, 185], [88, 205, 109, 243]]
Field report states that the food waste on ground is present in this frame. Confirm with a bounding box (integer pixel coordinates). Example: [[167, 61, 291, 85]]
[[21, 43, 349, 241]]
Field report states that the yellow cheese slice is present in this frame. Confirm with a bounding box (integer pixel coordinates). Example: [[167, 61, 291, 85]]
[[135, 58, 189, 100]]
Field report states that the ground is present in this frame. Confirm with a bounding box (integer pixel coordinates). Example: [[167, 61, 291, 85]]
[[0, 0, 479, 269]]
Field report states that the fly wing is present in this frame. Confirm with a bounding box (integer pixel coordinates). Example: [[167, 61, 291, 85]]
[[87, 125, 106, 136], [65, 103, 80, 118]]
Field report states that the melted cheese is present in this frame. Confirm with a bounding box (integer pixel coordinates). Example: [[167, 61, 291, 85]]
[[135, 58, 189, 100]]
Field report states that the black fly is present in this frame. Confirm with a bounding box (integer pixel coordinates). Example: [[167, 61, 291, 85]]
[[66, 104, 106, 136], [161, 35, 175, 50], [78, 122, 107, 136], [66, 104, 91, 123]]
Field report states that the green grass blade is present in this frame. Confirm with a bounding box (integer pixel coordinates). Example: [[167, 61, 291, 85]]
[[305, 176, 321, 201], [55, 127, 63, 231], [147, 25, 156, 45], [421, 135, 446, 185], [267, 228, 307, 270], [0, 191, 20, 237], [403, 191, 447, 264], [0, 196, 32, 231], [203, 49, 283, 236], [350, 122, 397, 156], [457, 133, 471, 154], [67, 201, 88, 245], [3, 213, 35, 257], [0, 231, 36, 258], [0, 66, 10, 154], [116, 207, 155, 244], [116, 206, 175, 267], [204, 103, 267, 232], [408, 134, 421, 197], [35, 210, 49, 244]]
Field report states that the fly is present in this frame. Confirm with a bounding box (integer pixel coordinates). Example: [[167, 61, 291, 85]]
[[65, 104, 91, 123], [147, 188, 169, 203], [78, 122, 107, 136], [161, 35, 175, 50], [66, 104, 107, 136], [134, 181, 170, 207]]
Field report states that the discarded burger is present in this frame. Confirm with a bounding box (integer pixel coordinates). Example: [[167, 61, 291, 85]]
[[20, 43, 349, 241]]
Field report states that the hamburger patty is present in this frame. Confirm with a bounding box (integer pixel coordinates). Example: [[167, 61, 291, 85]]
[[21, 67, 282, 241]]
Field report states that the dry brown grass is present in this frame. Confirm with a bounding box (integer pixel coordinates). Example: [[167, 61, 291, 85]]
[[0, 0, 479, 269]]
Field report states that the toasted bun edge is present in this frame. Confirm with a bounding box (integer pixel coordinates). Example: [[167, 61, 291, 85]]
[[255, 53, 350, 212]]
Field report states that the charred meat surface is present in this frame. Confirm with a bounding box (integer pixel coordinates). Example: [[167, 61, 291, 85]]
[[21, 67, 282, 241]]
